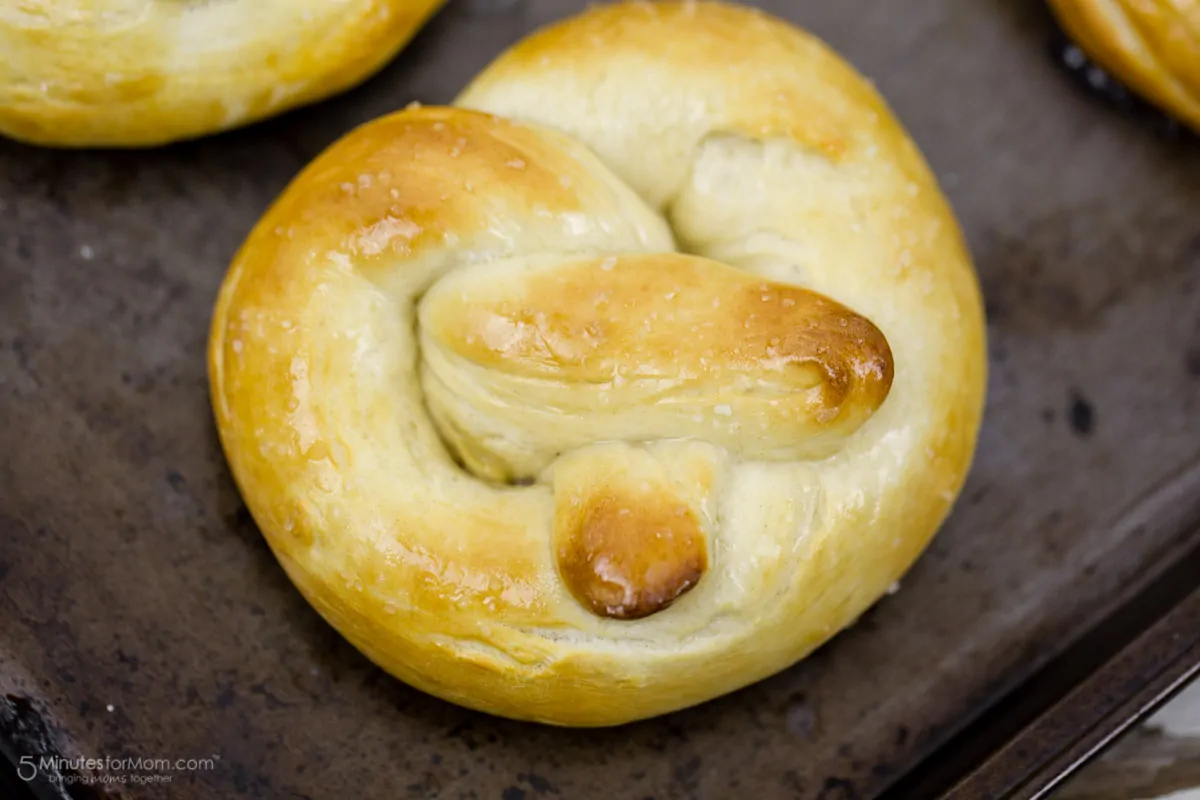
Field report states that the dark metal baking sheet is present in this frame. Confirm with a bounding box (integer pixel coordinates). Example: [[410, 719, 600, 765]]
[[883, 537, 1200, 799], [2, 1, 1199, 798]]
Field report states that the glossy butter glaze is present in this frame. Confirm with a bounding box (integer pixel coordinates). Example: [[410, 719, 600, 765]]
[[208, 2, 986, 726]]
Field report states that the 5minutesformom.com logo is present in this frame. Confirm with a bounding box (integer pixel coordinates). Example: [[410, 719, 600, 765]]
[[17, 754, 219, 786]]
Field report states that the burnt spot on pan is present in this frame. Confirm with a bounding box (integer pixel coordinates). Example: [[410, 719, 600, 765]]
[[1069, 390, 1096, 438], [1187, 348, 1200, 379]]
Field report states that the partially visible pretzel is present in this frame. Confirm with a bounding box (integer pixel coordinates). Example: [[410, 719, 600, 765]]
[[0, 0, 443, 147], [209, 1, 986, 726], [1048, 0, 1200, 131]]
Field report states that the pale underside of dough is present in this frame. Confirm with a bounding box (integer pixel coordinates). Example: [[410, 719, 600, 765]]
[[209, 1, 987, 726]]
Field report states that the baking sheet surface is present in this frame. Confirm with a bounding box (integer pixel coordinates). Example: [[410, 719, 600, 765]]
[[2, 1, 1199, 797]]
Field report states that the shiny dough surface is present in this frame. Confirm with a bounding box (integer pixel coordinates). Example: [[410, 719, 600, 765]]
[[209, 1, 987, 726], [1048, 0, 1200, 131], [0, 0, 444, 147]]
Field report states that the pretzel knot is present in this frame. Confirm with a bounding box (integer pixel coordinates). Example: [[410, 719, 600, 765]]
[[424, 241, 894, 617], [210, 1, 985, 725]]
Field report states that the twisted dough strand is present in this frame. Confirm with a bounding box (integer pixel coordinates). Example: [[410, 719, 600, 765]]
[[1048, 0, 1200, 130], [210, 1, 986, 725]]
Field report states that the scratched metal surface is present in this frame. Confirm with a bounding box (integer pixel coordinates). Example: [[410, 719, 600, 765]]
[[1, 1, 1199, 798]]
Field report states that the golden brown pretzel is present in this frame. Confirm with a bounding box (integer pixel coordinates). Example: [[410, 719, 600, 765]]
[[209, 1, 987, 726], [1048, 0, 1200, 131], [0, 0, 444, 147]]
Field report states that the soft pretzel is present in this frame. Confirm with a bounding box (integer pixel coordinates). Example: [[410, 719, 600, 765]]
[[209, 0, 986, 726], [1048, 0, 1200, 131], [0, 0, 444, 147]]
